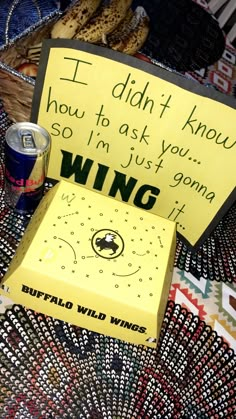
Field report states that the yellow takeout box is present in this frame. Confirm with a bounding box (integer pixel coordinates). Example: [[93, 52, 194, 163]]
[[2, 180, 176, 347]]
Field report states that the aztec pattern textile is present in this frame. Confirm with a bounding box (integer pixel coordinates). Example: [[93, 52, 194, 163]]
[[184, 0, 236, 99]]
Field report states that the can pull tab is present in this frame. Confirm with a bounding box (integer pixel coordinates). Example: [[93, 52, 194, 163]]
[[20, 129, 36, 150]]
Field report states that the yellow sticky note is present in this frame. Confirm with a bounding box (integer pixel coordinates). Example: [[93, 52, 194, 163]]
[[31, 39, 236, 250], [2, 180, 176, 347]]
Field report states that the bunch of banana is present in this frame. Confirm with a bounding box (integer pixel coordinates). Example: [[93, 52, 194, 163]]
[[105, 6, 150, 55], [52, 0, 150, 54], [20, 0, 150, 78], [73, 0, 133, 43], [51, 0, 102, 39]]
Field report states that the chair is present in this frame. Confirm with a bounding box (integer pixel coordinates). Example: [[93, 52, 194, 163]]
[[208, 0, 236, 43]]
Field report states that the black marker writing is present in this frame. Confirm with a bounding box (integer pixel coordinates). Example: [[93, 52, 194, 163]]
[[182, 105, 236, 149], [60, 57, 92, 84]]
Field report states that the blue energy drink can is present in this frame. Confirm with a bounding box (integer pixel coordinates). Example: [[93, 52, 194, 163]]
[[4, 122, 51, 214]]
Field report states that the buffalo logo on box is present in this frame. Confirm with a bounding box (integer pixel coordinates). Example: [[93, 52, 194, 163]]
[[91, 229, 124, 259]]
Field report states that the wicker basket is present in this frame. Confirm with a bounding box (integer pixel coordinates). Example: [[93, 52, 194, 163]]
[[0, 1, 152, 124], [0, 18, 59, 123]]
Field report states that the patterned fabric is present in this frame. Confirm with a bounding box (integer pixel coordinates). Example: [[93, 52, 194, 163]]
[[0, 302, 235, 418], [0, 0, 60, 47], [174, 202, 236, 283], [185, 36, 236, 98], [170, 268, 236, 351]]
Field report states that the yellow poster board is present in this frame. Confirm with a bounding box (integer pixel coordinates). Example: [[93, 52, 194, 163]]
[[31, 39, 236, 250]]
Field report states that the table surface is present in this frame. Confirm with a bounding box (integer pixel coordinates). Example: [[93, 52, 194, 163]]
[[0, 1, 235, 418]]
